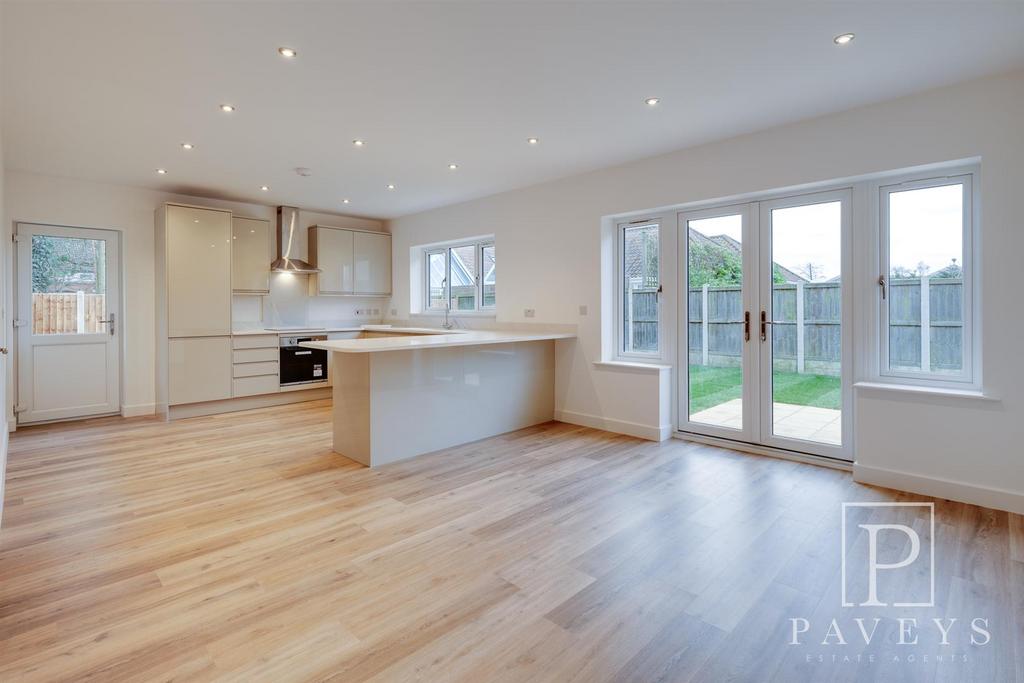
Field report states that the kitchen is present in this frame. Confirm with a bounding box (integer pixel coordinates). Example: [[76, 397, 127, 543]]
[[155, 201, 572, 463]]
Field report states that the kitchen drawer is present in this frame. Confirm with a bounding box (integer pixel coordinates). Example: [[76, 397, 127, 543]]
[[232, 347, 278, 364], [232, 375, 280, 398], [233, 361, 279, 378], [232, 334, 279, 350]]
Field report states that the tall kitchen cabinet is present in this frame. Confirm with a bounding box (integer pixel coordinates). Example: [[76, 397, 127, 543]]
[[155, 203, 233, 415], [308, 226, 391, 296]]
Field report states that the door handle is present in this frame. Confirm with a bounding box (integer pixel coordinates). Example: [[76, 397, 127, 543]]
[[878, 275, 887, 300], [0, 347, 7, 355], [744, 311, 750, 342], [99, 313, 115, 335], [760, 311, 770, 342]]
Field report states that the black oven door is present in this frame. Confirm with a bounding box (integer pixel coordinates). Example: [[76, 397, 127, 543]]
[[280, 340, 327, 386]]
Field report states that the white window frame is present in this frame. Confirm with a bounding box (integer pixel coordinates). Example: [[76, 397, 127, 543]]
[[875, 166, 979, 388], [616, 218, 663, 361], [423, 239, 495, 314]]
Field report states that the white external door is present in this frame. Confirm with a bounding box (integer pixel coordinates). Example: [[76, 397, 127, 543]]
[[15, 224, 121, 424], [678, 190, 852, 461], [757, 189, 852, 459]]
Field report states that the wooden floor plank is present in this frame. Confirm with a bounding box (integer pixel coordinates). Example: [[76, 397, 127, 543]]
[[1, 400, 1021, 682]]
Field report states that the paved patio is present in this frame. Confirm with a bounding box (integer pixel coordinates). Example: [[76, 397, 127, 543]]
[[689, 398, 841, 445]]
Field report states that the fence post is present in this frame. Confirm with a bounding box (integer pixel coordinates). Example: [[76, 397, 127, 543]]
[[76, 290, 86, 334], [626, 285, 634, 353], [920, 276, 930, 372], [796, 282, 805, 374], [701, 285, 709, 366]]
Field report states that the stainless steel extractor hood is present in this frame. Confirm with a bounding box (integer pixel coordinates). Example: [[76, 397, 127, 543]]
[[271, 206, 320, 273]]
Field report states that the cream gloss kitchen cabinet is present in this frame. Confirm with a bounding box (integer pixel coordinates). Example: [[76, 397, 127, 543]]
[[232, 216, 271, 294], [155, 203, 233, 415], [308, 226, 391, 296]]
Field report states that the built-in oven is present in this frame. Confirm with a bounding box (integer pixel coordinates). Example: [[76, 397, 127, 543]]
[[279, 335, 328, 387]]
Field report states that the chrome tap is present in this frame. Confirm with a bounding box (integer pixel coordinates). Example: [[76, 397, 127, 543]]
[[441, 306, 455, 330]]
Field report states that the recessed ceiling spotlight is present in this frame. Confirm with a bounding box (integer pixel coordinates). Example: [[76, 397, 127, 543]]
[[645, 97, 660, 106], [342, 198, 351, 204], [220, 103, 235, 113], [156, 168, 167, 175], [448, 163, 459, 170], [352, 139, 365, 147], [278, 47, 297, 58], [181, 142, 194, 150], [833, 33, 855, 45], [527, 137, 539, 145], [260, 185, 269, 191], [386, 184, 396, 190]]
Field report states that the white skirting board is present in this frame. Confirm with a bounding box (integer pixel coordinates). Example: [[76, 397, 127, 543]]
[[553, 409, 671, 442], [854, 462, 1024, 516]]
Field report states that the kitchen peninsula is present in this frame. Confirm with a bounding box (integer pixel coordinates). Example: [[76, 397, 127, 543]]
[[302, 328, 575, 466]]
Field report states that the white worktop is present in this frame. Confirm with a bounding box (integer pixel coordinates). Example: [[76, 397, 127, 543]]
[[230, 324, 436, 336], [301, 328, 575, 353]]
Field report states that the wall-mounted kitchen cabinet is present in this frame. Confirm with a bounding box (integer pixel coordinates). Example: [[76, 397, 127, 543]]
[[232, 216, 271, 294], [354, 231, 392, 296], [308, 226, 391, 296]]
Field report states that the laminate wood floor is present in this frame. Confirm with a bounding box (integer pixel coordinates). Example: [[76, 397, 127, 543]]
[[1, 400, 1021, 682]]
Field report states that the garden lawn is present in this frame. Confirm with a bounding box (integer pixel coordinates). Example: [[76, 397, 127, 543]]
[[687, 365, 841, 414]]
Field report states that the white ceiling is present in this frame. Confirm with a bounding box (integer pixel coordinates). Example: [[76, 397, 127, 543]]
[[3, 2, 1024, 219]]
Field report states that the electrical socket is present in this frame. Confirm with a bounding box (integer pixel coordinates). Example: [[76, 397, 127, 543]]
[[390, 308, 397, 316], [524, 308, 535, 318], [578, 305, 588, 316]]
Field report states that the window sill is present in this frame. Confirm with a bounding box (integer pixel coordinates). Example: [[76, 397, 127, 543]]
[[594, 360, 671, 372], [853, 381, 998, 402], [412, 311, 497, 319]]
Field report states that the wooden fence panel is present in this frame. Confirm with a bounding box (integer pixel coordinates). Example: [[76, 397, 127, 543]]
[[684, 278, 962, 374], [31, 293, 106, 335]]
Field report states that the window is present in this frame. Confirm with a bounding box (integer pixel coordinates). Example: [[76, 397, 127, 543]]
[[879, 172, 974, 383], [618, 220, 660, 356], [424, 239, 495, 312]]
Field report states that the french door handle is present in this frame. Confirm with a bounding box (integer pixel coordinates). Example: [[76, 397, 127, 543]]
[[760, 311, 770, 342], [744, 311, 750, 342], [99, 313, 115, 336], [878, 275, 887, 300]]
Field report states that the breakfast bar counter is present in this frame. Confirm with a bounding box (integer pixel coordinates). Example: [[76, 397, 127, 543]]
[[302, 329, 574, 466]]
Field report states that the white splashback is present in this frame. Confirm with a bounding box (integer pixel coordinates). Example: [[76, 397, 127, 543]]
[[232, 272, 386, 329]]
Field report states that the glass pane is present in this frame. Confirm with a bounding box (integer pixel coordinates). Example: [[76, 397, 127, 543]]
[[31, 235, 107, 335], [427, 252, 446, 309], [449, 245, 477, 310], [686, 215, 743, 429], [622, 224, 659, 353], [482, 244, 496, 307], [769, 201, 842, 446], [887, 184, 964, 374]]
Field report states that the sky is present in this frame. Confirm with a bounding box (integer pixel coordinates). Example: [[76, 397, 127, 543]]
[[688, 183, 963, 282]]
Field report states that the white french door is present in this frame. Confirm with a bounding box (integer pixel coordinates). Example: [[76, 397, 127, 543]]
[[15, 224, 121, 424], [678, 189, 852, 461]]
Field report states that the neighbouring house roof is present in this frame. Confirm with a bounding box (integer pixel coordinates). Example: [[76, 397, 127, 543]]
[[688, 229, 808, 283]]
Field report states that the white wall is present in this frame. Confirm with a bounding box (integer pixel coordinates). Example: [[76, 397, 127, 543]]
[[0, 7, 8, 525], [389, 70, 1024, 513], [3, 171, 386, 419]]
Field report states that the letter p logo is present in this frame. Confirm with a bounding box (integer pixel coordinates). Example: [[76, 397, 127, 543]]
[[841, 503, 934, 608]]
